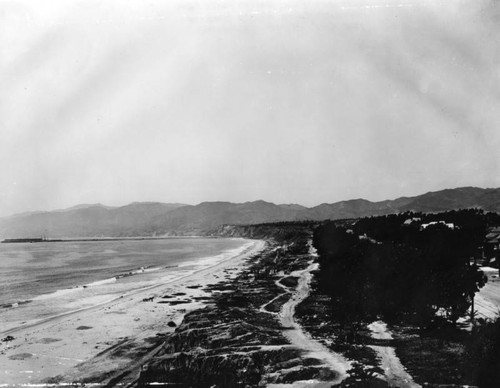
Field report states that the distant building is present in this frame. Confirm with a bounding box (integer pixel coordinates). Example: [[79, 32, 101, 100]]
[[420, 221, 455, 230], [484, 227, 500, 266], [403, 217, 421, 225]]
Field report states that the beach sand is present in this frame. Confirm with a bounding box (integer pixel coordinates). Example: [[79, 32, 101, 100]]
[[475, 266, 500, 320], [0, 239, 266, 386]]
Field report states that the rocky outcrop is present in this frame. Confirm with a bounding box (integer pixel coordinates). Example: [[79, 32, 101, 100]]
[[139, 306, 301, 387]]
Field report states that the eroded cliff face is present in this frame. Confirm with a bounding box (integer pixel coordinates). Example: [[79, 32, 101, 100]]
[[209, 222, 317, 241], [136, 226, 339, 387], [139, 307, 305, 387]]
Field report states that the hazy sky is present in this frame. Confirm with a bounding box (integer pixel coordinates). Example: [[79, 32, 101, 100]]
[[1, 0, 499, 216]]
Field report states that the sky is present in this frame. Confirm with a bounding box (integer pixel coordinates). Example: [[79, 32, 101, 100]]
[[1, 0, 499, 216]]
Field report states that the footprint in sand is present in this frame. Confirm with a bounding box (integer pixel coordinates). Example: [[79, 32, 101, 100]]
[[76, 326, 93, 330], [9, 353, 33, 360], [38, 338, 62, 344]]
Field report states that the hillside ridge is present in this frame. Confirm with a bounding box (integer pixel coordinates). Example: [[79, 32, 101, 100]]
[[1, 187, 500, 238]]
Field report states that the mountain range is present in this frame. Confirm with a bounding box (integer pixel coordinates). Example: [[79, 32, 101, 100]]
[[1, 187, 500, 238]]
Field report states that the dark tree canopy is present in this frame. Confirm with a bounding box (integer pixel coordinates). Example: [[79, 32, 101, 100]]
[[313, 209, 493, 328]]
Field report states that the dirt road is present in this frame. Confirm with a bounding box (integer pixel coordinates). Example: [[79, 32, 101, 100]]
[[278, 261, 351, 386], [368, 321, 421, 388]]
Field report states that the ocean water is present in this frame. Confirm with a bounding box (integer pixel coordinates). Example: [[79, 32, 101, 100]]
[[0, 238, 250, 332]]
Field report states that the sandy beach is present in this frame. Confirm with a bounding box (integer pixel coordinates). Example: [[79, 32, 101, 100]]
[[475, 266, 500, 320], [0, 239, 266, 386]]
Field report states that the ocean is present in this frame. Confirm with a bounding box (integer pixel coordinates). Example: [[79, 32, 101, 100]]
[[0, 238, 250, 333]]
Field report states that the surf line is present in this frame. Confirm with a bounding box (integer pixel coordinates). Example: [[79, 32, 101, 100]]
[[1, 239, 265, 337]]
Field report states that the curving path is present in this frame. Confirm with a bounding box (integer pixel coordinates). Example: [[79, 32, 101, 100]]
[[277, 260, 351, 386], [368, 321, 421, 388]]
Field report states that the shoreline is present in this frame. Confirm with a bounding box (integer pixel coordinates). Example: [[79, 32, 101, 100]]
[[0, 238, 266, 386], [1, 235, 225, 244], [0, 237, 250, 332]]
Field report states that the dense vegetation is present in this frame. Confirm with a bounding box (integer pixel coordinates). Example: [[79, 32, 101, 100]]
[[313, 209, 500, 328], [313, 209, 500, 387]]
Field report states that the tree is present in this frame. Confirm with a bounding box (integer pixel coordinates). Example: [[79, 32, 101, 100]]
[[313, 211, 489, 329]]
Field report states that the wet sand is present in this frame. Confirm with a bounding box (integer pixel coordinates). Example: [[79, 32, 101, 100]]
[[0, 239, 266, 385]]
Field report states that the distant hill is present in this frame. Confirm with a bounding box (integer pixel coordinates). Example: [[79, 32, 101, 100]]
[[303, 187, 500, 221], [397, 187, 500, 213], [145, 200, 303, 235], [0, 202, 186, 238], [52, 203, 117, 212], [305, 198, 404, 220], [1, 187, 500, 238], [278, 204, 309, 212]]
